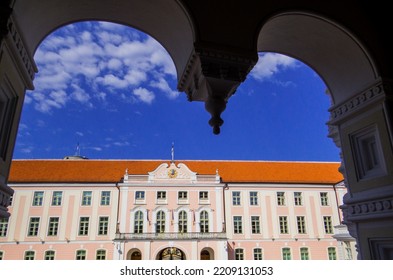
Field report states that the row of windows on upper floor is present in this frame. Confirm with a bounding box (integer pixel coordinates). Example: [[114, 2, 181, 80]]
[[232, 191, 330, 207], [0, 212, 334, 238], [9, 191, 112, 207], [232, 215, 334, 235], [0, 249, 108, 260], [8, 190, 331, 208]]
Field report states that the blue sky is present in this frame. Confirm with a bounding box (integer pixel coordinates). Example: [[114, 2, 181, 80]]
[[13, 21, 340, 162]]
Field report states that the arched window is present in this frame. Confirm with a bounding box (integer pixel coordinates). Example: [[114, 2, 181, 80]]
[[131, 250, 142, 260], [200, 211, 209, 233], [235, 248, 244, 260], [24, 250, 35, 260], [178, 210, 187, 233], [156, 211, 166, 233], [44, 250, 55, 260], [134, 211, 143, 233], [96, 249, 106, 260], [328, 247, 337, 260], [76, 249, 86, 260]]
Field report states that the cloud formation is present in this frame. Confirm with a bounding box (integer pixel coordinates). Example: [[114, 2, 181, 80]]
[[27, 22, 178, 113]]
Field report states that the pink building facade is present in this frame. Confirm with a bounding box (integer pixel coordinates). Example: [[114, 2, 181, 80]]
[[0, 159, 355, 260]]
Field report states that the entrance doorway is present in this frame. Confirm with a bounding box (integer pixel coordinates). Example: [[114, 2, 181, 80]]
[[157, 247, 185, 260]]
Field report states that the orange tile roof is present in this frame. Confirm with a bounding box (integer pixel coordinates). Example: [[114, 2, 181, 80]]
[[8, 159, 343, 184]]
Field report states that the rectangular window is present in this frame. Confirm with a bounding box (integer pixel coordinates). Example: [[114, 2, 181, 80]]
[[135, 191, 145, 200], [51, 191, 62, 206], [81, 191, 92, 206], [251, 216, 261, 234], [76, 250, 86, 260], [253, 248, 263, 260], [24, 251, 35, 260], [249, 191, 258, 206], [98, 217, 109, 235], [323, 216, 333, 234], [96, 249, 106, 260], [178, 191, 188, 200], [32, 191, 44, 206], [45, 250, 55, 260], [47, 217, 59, 236], [157, 191, 166, 200], [279, 216, 288, 234], [235, 248, 244, 260], [232, 191, 241, 206], [78, 217, 90, 236], [9, 195, 13, 206], [297, 216, 306, 234], [0, 218, 8, 237], [328, 247, 337, 260], [294, 192, 303, 206], [100, 191, 111, 206], [320, 192, 329, 206], [28, 217, 40, 236], [282, 248, 291, 260], [300, 248, 309, 260], [233, 216, 243, 234], [199, 191, 209, 200], [0, 251, 3, 260], [277, 192, 285, 206]]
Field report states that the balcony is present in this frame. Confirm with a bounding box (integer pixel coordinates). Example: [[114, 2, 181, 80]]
[[115, 232, 227, 241]]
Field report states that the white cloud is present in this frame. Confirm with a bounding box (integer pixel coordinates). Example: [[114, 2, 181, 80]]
[[132, 87, 155, 104], [75, 131, 84, 137], [150, 77, 179, 99], [28, 21, 179, 113], [250, 53, 298, 81]]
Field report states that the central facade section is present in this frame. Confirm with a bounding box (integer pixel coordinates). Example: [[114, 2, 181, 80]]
[[115, 162, 226, 260]]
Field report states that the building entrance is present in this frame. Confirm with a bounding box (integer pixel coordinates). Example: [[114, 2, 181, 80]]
[[157, 247, 185, 260]]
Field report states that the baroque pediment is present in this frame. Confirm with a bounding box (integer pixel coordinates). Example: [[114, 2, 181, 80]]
[[148, 162, 197, 182]]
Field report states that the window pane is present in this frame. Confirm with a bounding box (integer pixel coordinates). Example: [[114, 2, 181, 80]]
[[33, 191, 44, 206], [251, 216, 260, 234], [233, 216, 243, 234], [52, 191, 62, 206], [294, 192, 302, 206], [328, 247, 337, 260], [277, 192, 285, 206], [279, 216, 288, 234], [82, 191, 92, 206], [232, 191, 241, 205], [24, 251, 35, 260], [79, 217, 89, 235], [200, 211, 209, 233], [282, 248, 291, 260], [0, 218, 8, 237], [253, 248, 262, 260], [101, 191, 111, 205], [96, 249, 106, 260], [28, 217, 40, 236], [250, 192, 258, 205], [98, 217, 109, 235], [235, 248, 244, 260], [48, 217, 59, 236], [300, 248, 309, 260], [134, 211, 144, 233], [76, 250, 86, 260], [45, 250, 55, 260]]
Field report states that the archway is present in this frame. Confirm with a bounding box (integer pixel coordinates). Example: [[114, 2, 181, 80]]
[[1, 1, 392, 260], [156, 247, 186, 260], [200, 248, 214, 260], [127, 249, 142, 260]]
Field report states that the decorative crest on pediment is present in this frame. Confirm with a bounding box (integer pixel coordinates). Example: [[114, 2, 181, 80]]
[[148, 162, 197, 182]]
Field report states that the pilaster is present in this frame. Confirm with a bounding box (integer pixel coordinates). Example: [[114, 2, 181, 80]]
[[178, 44, 257, 134]]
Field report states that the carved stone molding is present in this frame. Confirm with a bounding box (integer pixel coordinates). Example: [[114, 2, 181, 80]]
[[328, 80, 392, 125], [177, 46, 257, 134], [3, 16, 37, 89], [343, 197, 393, 222]]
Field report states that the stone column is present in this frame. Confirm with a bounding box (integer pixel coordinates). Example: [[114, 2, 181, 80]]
[[0, 11, 37, 218], [328, 79, 393, 259], [177, 43, 257, 134]]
